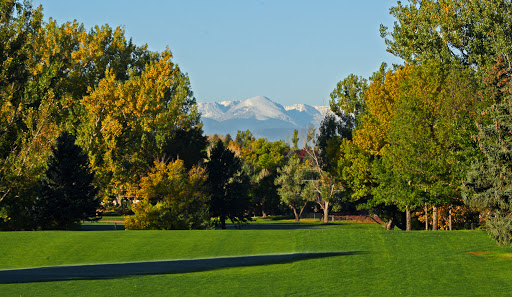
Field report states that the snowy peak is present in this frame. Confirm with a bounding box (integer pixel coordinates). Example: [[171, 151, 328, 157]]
[[218, 100, 240, 111], [226, 96, 292, 122], [285, 103, 323, 114], [196, 102, 225, 121], [198, 96, 327, 142]]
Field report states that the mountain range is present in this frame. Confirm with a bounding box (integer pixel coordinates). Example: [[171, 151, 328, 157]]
[[198, 96, 328, 143]]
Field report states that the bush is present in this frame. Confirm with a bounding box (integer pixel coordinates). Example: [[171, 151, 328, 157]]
[[124, 159, 210, 230]]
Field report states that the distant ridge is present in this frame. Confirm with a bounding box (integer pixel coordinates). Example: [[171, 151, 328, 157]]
[[198, 96, 328, 143]]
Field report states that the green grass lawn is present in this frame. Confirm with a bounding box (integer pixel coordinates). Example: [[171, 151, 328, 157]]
[[1, 222, 511, 296]]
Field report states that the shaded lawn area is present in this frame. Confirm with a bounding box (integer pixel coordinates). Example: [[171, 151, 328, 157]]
[[1, 223, 512, 296], [0, 252, 359, 284]]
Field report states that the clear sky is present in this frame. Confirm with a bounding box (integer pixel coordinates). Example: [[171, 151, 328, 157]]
[[33, 0, 403, 106]]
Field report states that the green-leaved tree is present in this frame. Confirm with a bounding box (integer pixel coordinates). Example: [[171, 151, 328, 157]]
[[33, 132, 100, 230], [275, 157, 314, 221], [206, 140, 251, 229]]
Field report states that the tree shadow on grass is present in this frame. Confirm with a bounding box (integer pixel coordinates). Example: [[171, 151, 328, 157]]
[[0, 251, 365, 284], [80, 223, 325, 231], [81, 223, 125, 231]]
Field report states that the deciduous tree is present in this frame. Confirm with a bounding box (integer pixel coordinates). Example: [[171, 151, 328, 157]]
[[381, 0, 512, 68], [275, 156, 314, 221], [124, 159, 209, 230], [382, 61, 479, 230]]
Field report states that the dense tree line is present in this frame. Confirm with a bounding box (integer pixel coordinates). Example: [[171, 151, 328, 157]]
[[0, 0, 201, 230], [323, 0, 512, 247], [4, 0, 512, 246]]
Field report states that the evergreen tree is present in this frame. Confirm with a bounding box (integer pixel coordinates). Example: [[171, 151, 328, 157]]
[[464, 57, 512, 245], [291, 129, 300, 150], [223, 133, 233, 147], [33, 132, 100, 230], [205, 140, 250, 229], [235, 130, 254, 148]]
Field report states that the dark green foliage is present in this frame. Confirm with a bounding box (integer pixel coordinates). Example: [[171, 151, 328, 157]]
[[33, 132, 100, 230], [205, 140, 250, 229], [464, 57, 512, 245], [0, 1, 39, 206], [250, 172, 281, 216], [223, 133, 232, 147], [235, 130, 254, 148], [161, 127, 207, 169], [291, 129, 299, 150], [317, 113, 351, 174], [243, 138, 288, 216]]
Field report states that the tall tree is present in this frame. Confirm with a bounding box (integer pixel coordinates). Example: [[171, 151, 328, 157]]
[[242, 138, 287, 216], [75, 49, 200, 203], [305, 147, 343, 223], [32, 132, 100, 230], [292, 129, 299, 150], [382, 0, 512, 69], [0, 1, 62, 229], [206, 140, 251, 229], [463, 57, 512, 245], [335, 66, 413, 230], [382, 61, 479, 230]]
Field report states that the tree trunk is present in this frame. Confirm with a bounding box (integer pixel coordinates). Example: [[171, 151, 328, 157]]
[[449, 206, 453, 231], [406, 205, 411, 231], [221, 216, 226, 229], [120, 197, 124, 215], [432, 206, 438, 231], [262, 209, 267, 218], [293, 207, 300, 221], [323, 201, 329, 223], [424, 203, 429, 230], [385, 218, 395, 230], [298, 202, 308, 221]]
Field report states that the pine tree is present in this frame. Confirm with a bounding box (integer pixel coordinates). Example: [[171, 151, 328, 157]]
[[33, 132, 100, 230], [463, 57, 512, 245]]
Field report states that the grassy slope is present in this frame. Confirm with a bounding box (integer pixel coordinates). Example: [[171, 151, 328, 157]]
[[1, 223, 511, 296]]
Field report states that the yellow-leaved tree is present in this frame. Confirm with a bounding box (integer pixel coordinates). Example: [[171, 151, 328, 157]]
[[76, 48, 201, 205], [333, 65, 413, 230], [125, 159, 209, 230], [0, 1, 204, 230]]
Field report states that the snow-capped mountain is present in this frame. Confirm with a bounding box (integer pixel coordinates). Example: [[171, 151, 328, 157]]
[[198, 96, 328, 143]]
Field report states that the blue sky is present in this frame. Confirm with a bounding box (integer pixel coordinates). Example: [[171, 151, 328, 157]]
[[34, 0, 403, 106]]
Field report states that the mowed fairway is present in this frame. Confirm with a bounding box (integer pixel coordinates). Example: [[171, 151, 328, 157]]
[[1, 222, 512, 296]]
